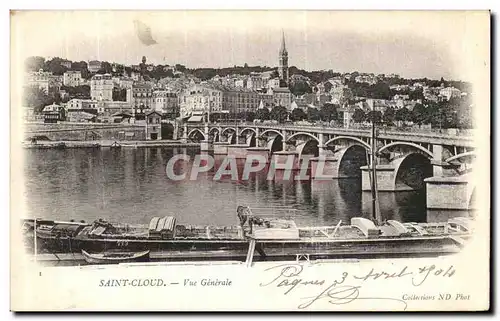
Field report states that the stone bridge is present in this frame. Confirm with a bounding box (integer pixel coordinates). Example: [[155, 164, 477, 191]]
[[184, 122, 476, 210]]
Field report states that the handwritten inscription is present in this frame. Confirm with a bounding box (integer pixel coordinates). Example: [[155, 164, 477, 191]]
[[352, 264, 456, 286], [260, 263, 457, 310], [183, 278, 232, 286]]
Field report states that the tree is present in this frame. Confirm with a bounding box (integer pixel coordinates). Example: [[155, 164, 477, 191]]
[[255, 107, 270, 121], [395, 107, 411, 124], [366, 110, 383, 124], [383, 106, 395, 125], [72, 61, 90, 79], [455, 96, 473, 129], [411, 103, 428, 127], [352, 108, 366, 123], [112, 88, 127, 101], [320, 103, 338, 122], [123, 67, 132, 77], [25, 56, 45, 72], [289, 81, 312, 96], [161, 123, 175, 139], [307, 107, 321, 122], [175, 64, 186, 72], [23, 86, 53, 113], [191, 68, 218, 81], [114, 64, 125, 75], [245, 111, 256, 122], [409, 88, 424, 101], [290, 108, 307, 121], [209, 112, 222, 123], [43, 57, 68, 75], [323, 81, 333, 93], [439, 98, 461, 129], [371, 82, 391, 100], [426, 102, 444, 129], [60, 85, 91, 99], [270, 106, 289, 123], [97, 61, 113, 74], [237, 111, 255, 122]]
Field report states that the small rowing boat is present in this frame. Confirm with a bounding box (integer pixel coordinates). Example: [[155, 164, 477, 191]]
[[81, 249, 150, 264]]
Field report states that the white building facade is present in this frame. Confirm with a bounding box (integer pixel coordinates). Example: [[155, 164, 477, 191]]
[[90, 74, 113, 101], [63, 71, 82, 87]]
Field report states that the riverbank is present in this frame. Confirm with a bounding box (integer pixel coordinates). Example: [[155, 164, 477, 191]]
[[22, 140, 200, 149]]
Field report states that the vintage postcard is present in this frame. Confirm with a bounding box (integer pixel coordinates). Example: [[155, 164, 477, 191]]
[[10, 10, 490, 311]]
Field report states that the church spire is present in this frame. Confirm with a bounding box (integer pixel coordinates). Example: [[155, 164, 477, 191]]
[[278, 29, 289, 87], [280, 30, 287, 55]]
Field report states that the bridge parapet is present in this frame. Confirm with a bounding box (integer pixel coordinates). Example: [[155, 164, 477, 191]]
[[187, 123, 475, 148]]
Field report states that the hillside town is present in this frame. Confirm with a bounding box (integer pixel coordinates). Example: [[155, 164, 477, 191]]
[[23, 33, 474, 134]]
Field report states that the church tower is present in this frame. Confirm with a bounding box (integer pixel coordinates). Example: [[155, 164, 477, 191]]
[[140, 56, 147, 79], [278, 30, 289, 86]]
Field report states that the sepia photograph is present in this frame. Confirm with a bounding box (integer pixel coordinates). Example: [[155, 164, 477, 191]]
[[9, 10, 490, 311]]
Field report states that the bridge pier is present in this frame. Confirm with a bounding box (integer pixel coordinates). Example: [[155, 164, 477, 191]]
[[200, 123, 212, 152], [431, 144, 444, 176], [424, 175, 473, 210], [182, 123, 188, 143], [269, 151, 300, 172], [197, 125, 475, 211], [227, 144, 250, 159], [200, 140, 212, 152], [213, 142, 230, 155], [310, 144, 368, 180], [361, 152, 433, 192], [310, 155, 339, 180], [361, 164, 401, 191], [246, 147, 270, 162], [173, 121, 179, 140], [425, 144, 475, 210]]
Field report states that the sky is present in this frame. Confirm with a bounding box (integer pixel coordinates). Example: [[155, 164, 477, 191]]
[[11, 11, 489, 80]]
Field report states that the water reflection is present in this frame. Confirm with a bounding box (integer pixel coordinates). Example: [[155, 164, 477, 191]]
[[23, 148, 471, 227]]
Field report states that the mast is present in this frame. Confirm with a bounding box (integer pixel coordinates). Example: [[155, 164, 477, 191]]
[[34, 218, 37, 262], [370, 119, 382, 224], [207, 103, 210, 124]]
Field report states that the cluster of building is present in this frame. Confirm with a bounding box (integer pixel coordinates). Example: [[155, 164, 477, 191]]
[[25, 69, 63, 94], [24, 31, 468, 131], [26, 33, 294, 125]]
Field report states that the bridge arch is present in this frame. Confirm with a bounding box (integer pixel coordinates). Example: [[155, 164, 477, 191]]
[[445, 151, 476, 163], [267, 135, 283, 154], [209, 127, 220, 134], [468, 184, 476, 210], [393, 153, 433, 190], [337, 145, 369, 178], [378, 142, 433, 159], [221, 127, 237, 135], [324, 136, 371, 151], [260, 129, 284, 138], [286, 132, 320, 144], [239, 127, 258, 136], [187, 128, 207, 141], [208, 127, 220, 142], [295, 140, 319, 163], [227, 133, 237, 144], [238, 128, 258, 147], [247, 132, 257, 147]]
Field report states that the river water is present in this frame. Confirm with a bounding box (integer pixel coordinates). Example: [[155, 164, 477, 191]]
[[23, 148, 469, 227]]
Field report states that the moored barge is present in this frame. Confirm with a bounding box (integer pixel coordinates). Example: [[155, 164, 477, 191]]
[[22, 206, 473, 264]]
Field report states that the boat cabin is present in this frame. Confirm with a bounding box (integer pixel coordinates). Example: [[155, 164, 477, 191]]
[[148, 216, 176, 239], [446, 217, 471, 233], [252, 219, 299, 240]]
